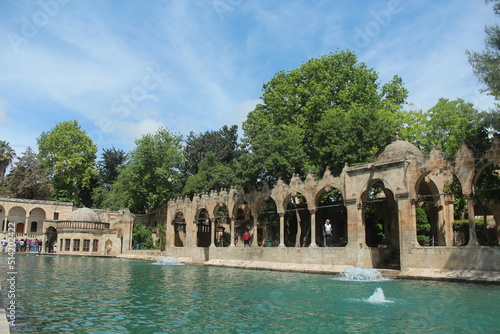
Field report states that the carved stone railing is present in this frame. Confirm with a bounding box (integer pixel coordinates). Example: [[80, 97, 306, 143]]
[[55, 221, 111, 231]]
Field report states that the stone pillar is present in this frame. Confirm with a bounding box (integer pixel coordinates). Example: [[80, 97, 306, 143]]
[[466, 194, 479, 246], [230, 218, 235, 247], [209, 219, 215, 248], [252, 216, 258, 247], [23, 215, 28, 234], [345, 200, 362, 248], [309, 209, 317, 247], [279, 213, 285, 247]]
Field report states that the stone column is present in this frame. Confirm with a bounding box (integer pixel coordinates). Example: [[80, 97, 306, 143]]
[[279, 213, 285, 247], [230, 218, 235, 247], [309, 209, 317, 247], [209, 219, 216, 248], [466, 194, 479, 246], [252, 215, 258, 247]]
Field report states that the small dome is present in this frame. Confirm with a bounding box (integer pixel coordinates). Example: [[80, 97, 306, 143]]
[[67, 207, 101, 222], [374, 140, 424, 163]]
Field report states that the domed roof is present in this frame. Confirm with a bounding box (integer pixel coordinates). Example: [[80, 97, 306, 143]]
[[374, 140, 424, 163], [67, 207, 101, 222]]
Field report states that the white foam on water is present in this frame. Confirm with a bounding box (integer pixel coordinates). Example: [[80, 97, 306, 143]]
[[366, 287, 393, 304], [333, 267, 390, 282], [154, 257, 185, 265]]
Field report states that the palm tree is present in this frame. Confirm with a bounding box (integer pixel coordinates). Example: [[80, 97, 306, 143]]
[[0, 140, 16, 185]]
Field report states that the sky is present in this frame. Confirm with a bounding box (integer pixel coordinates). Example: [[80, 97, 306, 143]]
[[0, 0, 498, 157]]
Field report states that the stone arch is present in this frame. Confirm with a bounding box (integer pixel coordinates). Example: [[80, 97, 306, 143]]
[[315, 186, 347, 247], [414, 171, 448, 246], [284, 192, 310, 247], [361, 179, 400, 269], [232, 201, 252, 245], [473, 160, 500, 246], [196, 208, 211, 247], [9, 206, 26, 233], [255, 196, 279, 247], [105, 239, 113, 254], [45, 226, 57, 253], [214, 204, 230, 247], [29, 207, 46, 233], [172, 210, 186, 247], [0, 205, 5, 231]]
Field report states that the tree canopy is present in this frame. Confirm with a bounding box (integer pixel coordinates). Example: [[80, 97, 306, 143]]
[[107, 127, 183, 213], [467, 0, 500, 100], [3, 147, 53, 200], [399, 98, 490, 157], [0, 140, 16, 187], [37, 120, 98, 206], [241, 50, 408, 186]]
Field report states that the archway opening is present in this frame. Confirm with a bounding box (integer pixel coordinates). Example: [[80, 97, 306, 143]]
[[363, 181, 400, 269], [284, 193, 310, 247], [416, 176, 443, 246], [45, 226, 57, 253], [214, 204, 230, 247], [257, 198, 279, 247], [316, 188, 347, 247], [196, 209, 211, 247], [474, 163, 500, 246], [173, 211, 186, 247]]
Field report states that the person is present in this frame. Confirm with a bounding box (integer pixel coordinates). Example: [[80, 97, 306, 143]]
[[234, 233, 238, 245], [324, 219, 333, 247], [1, 238, 7, 252], [243, 231, 251, 247]]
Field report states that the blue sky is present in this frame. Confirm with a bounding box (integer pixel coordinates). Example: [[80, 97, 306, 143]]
[[0, 0, 497, 157]]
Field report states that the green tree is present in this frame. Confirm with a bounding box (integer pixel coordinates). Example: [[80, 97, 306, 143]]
[[37, 120, 98, 206], [132, 222, 154, 249], [109, 127, 183, 213], [467, 0, 500, 100], [182, 152, 237, 197], [416, 206, 431, 246], [399, 98, 490, 157], [97, 146, 127, 190], [92, 147, 127, 209], [241, 51, 407, 186], [3, 147, 53, 199], [0, 140, 16, 186], [183, 125, 241, 177]]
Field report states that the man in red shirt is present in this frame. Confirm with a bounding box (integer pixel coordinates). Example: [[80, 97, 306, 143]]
[[243, 231, 251, 247]]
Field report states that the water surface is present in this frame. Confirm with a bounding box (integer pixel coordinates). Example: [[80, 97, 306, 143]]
[[1, 255, 498, 333]]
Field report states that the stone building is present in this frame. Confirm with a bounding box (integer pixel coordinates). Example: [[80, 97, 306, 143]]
[[156, 139, 500, 272], [0, 198, 134, 256]]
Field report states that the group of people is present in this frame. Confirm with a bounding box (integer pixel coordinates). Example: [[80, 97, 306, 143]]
[[234, 231, 252, 247], [0, 238, 43, 253]]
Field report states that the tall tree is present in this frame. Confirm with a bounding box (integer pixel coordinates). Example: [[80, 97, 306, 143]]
[[37, 120, 98, 206], [109, 127, 183, 213], [183, 125, 241, 177], [91, 146, 127, 209], [0, 140, 16, 186], [241, 51, 407, 186], [3, 147, 53, 199], [97, 146, 127, 190], [467, 0, 500, 100]]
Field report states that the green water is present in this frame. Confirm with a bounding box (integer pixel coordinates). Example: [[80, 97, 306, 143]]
[[1, 255, 498, 333]]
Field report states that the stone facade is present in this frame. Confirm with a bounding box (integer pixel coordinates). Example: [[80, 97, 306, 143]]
[[0, 199, 134, 256], [157, 138, 500, 272]]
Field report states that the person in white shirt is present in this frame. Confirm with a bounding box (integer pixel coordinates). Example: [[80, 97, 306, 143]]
[[324, 219, 333, 247]]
